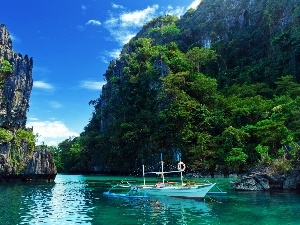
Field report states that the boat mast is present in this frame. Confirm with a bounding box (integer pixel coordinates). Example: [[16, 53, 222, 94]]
[[180, 160, 183, 186], [180, 169, 183, 186], [161, 153, 165, 183], [142, 164, 145, 186]]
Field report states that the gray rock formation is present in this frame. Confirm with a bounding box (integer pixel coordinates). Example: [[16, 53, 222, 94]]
[[231, 166, 300, 190], [0, 24, 56, 182], [283, 170, 300, 189], [0, 24, 32, 130], [24, 148, 57, 181]]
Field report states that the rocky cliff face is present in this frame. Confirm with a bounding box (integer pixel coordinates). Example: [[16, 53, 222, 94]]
[[0, 24, 56, 182], [0, 24, 32, 130]]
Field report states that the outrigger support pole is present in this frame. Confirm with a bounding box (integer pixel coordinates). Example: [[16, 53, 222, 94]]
[[161, 160, 165, 184]]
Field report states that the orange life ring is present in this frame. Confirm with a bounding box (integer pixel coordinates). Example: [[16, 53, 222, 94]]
[[177, 162, 186, 171]]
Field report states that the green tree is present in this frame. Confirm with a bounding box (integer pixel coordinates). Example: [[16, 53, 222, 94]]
[[0, 60, 13, 85], [0, 60, 13, 75], [255, 144, 271, 164], [225, 147, 248, 172], [185, 47, 217, 73], [57, 137, 80, 173], [275, 75, 300, 98]]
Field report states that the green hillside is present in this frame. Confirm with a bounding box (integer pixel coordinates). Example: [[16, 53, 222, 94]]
[[56, 0, 300, 176]]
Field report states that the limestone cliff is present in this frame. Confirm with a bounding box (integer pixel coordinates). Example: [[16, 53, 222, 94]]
[[0, 24, 56, 182]]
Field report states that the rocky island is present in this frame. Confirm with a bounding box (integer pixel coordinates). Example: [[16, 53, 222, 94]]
[[0, 24, 56, 182]]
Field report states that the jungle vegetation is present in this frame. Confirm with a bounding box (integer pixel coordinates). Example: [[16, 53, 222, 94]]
[[53, 0, 300, 176]]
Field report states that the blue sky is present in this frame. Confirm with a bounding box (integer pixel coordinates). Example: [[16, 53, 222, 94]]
[[0, 0, 201, 146]]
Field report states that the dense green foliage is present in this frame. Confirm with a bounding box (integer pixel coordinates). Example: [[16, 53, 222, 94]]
[[0, 59, 13, 75], [15, 129, 35, 153], [0, 59, 12, 86], [57, 0, 300, 175], [0, 128, 13, 142], [0, 128, 36, 172]]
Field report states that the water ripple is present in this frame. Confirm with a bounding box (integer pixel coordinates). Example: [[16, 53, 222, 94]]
[[19, 179, 93, 224], [1, 175, 299, 224]]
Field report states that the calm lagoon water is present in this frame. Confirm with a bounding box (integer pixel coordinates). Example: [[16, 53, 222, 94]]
[[1, 174, 300, 225]]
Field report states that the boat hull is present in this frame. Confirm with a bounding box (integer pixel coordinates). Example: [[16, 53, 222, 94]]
[[140, 183, 215, 198], [103, 191, 148, 198]]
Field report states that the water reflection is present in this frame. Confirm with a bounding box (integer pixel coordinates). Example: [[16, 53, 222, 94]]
[[19, 176, 93, 224], [145, 197, 213, 224], [0, 184, 26, 225], [98, 193, 214, 225]]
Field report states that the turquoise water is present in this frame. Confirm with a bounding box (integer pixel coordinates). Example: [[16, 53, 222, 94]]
[[0, 174, 300, 224]]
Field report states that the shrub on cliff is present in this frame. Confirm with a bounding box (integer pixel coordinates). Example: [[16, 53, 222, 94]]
[[0, 59, 12, 86], [0, 128, 13, 143], [15, 129, 35, 153]]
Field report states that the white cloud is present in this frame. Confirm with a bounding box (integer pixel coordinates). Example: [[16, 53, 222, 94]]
[[115, 32, 135, 46], [33, 81, 54, 90], [105, 16, 119, 27], [47, 140, 61, 146], [76, 25, 85, 32], [27, 120, 79, 146], [112, 3, 124, 9], [103, 2, 202, 46], [49, 101, 63, 108], [187, 0, 202, 10], [104, 4, 159, 45], [120, 5, 159, 27], [81, 5, 87, 15], [166, 5, 185, 17], [82, 5, 87, 11], [86, 20, 101, 26], [100, 49, 121, 63], [80, 81, 106, 90], [99, 56, 109, 64], [108, 49, 121, 59]]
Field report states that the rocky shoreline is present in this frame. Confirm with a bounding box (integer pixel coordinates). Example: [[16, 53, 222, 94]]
[[230, 166, 300, 191]]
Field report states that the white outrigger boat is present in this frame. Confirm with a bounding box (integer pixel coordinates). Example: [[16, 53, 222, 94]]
[[103, 158, 223, 199], [137, 160, 216, 198]]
